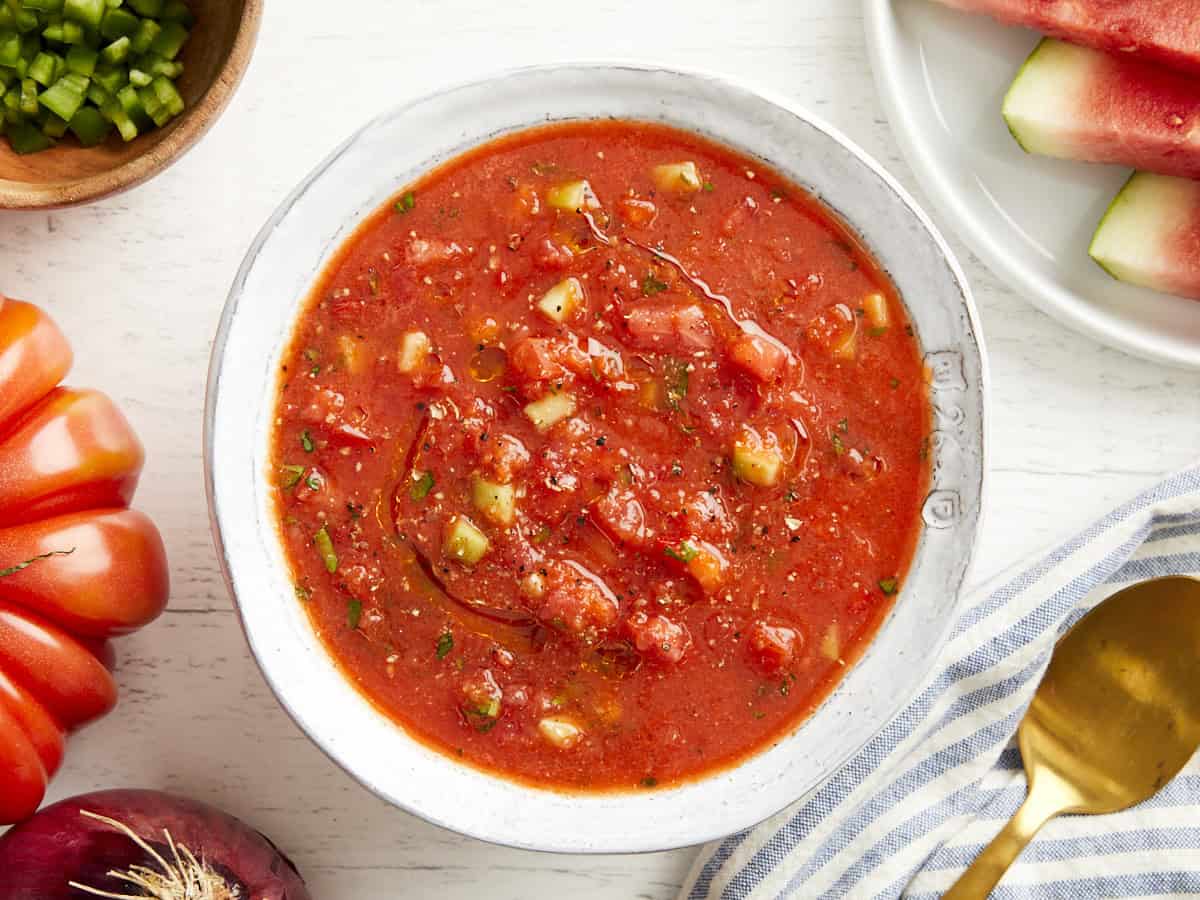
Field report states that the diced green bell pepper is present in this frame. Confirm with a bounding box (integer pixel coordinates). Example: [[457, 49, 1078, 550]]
[[38, 71, 88, 120], [68, 103, 109, 144], [65, 44, 96, 75], [7, 120, 52, 152], [99, 7, 138, 38], [98, 34, 127, 63], [63, 0, 106, 30]]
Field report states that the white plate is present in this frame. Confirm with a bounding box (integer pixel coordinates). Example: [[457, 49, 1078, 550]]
[[864, 0, 1200, 369]]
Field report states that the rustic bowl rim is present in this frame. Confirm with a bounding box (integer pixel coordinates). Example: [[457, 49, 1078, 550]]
[[0, 0, 263, 210], [205, 61, 989, 854]]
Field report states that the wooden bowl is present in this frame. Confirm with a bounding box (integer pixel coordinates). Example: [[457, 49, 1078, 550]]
[[0, 0, 262, 209]]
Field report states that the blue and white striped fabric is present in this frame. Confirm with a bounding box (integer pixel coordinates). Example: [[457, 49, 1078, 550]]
[[682, 465, 1200, 900]]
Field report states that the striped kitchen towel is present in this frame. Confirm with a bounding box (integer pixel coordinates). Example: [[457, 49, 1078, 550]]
[[682, 464, 1200, 900]]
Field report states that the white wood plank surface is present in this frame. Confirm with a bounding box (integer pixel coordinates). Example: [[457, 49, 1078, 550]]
[[1, 1, 1198, 896]]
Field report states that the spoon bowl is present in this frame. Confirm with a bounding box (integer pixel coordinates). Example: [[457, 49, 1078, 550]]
[[946, 576, 1200, 898]]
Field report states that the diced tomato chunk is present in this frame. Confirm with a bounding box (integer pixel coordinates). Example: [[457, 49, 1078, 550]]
[[339, 564, 381, 601], [299, 386, 346, 426], [536, 561, 619, 640], [626, 612, 691, 664], [533, 237, 575, 270], [728, 332, 789, 382], [686, 542, 728, 593], [745, 621, 801, 675], [478, 433, 531, 483], [593, 488, 650, 548], [720, 196, 759, 237], [509, 336, 591, 387], [806, 303, 857, 358], [619, 197, 658, 227], [406, 237, 467, 269], [625, 301, 714, 351]]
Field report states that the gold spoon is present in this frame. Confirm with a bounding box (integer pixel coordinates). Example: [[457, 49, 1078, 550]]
[[944, 575, 1200, 899]]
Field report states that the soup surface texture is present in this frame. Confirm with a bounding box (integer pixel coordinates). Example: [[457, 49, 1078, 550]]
[[270, 121, 930, 790]]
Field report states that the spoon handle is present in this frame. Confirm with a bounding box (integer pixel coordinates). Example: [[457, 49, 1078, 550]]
[[941, 781, 1065, 900]]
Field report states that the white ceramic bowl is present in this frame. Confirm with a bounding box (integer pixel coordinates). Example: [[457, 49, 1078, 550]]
[[206, 63, 988, 854]]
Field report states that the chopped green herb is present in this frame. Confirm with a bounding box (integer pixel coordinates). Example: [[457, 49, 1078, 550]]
[[305, 473, 322, 491], [830, 432, 846, 455], [642, 273, 669, 296], [279, 464, 305, 489], [300, 429, 315, 453], [640, 776, 658, 788], [753, 710, 766, 720], [436, 631, 454, 660], [410, 470, 435, 500], [346, 599, 363, 629], [347, 502, 364, 519], [665, 542, 699, 564], [394, 191, 416, 213], [664, 357, 689, 410], [303, 348, 320, 362], [837, 418, 849, 434], [532, 525, 553, 545], [0, 548, 75, 578], [314, 525, 338, 574], [702, 182, 714, 193], [869, 326, 889, 337], [879, 577, 899, 596], [889, 377, 900, 390], [294, 584, 312, 603]]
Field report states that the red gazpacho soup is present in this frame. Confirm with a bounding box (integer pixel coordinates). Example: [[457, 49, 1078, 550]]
[[270, 121, 930, 790]]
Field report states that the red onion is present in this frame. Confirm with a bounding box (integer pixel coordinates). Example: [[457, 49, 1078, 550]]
[[0, 789, 312, 899]]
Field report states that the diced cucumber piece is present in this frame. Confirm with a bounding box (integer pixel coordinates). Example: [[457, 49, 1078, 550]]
[[397, 330, 431, 373], [536, 276, 584, 323], [652, 161, 703, 193], [127, 0, 163, 15], [523, 392, 576, 432], [443, 516, 490, 566], [546, 179, 598, 212], [472, 476, 516, 527], [731, 437, 783, 487]]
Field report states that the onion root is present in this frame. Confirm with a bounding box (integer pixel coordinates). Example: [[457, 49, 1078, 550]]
[[67, 810, 240, 900]]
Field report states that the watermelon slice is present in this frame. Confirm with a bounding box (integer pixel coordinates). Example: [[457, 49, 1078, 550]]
[[933, 0, 1200, 75], [1003, 39, 1200, 180], [1090, 172, 1200, 301]]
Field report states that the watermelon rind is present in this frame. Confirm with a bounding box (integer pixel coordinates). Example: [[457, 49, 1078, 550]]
[[1088, 174, 1140, 282], [1002, 39, 1090, 159]]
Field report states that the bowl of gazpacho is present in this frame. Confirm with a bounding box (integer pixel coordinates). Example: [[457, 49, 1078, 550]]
[[206, 63, 986, 853]]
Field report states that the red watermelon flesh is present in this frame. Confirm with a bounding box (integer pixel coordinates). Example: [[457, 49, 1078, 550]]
[[1003, 39, 1200, 180], [934, 0, 1200, 75]]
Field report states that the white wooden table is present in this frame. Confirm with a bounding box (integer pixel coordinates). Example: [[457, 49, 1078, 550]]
[[2, 2, 1198, 896]]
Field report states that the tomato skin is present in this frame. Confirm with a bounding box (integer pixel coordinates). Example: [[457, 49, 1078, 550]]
[[0, 298, 72, 429], [0, 701, 46, 825], [0, 387, 144, 526], [0, 668, 63, 777], [0, 599, 118, 734], [0, 509, 169, 637], [0, 299, 168, 825]]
